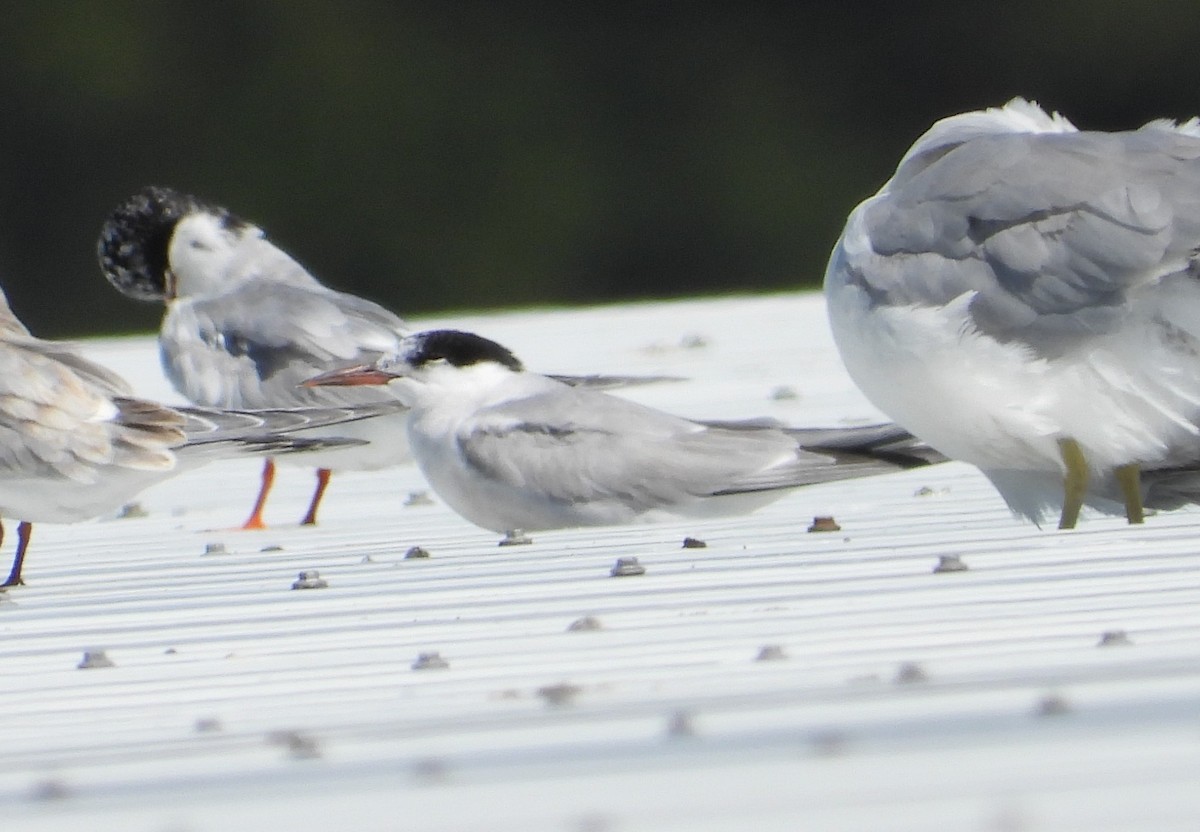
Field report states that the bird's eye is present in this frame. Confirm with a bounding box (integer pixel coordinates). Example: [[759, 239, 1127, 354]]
[[189, 240, 212, 252]]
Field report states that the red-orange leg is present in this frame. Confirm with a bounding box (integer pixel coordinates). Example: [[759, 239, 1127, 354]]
[[300, 468, 333, 526], [241, 459, 277, 530]]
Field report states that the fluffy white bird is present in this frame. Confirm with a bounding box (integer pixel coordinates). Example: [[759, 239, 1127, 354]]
[[0, 284, 403, 586], [306, 329, 934, 534], [98, 186, 413, 529], [825, 98, 1200, 528]]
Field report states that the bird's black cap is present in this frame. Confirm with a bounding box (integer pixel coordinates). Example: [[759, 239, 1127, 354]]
[[407, 330, 524, 372]]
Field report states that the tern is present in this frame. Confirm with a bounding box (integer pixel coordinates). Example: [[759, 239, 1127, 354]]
[[825, 98, 1200, 528], [98, 186, 420, 528], [307, 328, 934, 534]]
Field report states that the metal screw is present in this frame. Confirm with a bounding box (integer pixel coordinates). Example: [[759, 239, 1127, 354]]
[[291, 570, 328, 590], [933, 554, 968, 573], [610, 556, 646, 577], [755, 644, 787, 662], [567, 616, 603, 632], [498, 529, 533, 546], [1098, 630, 1132, 647], [807, 516, 841, 533], [412, 651, 450, 671], [77, 650, 114, 669]]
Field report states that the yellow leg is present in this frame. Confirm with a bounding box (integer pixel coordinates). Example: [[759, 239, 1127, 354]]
[[1114, 463, 1144, 525], [1057, 438, 1088, 530]]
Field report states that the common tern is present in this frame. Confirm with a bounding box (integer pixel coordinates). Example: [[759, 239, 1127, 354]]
[[307, 329, 934, 534], [98, 186, 413, 529], [0, 284, 403, 587], [825, 98, 1200, 528]]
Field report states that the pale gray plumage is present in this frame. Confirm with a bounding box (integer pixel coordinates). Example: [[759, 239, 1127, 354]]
[[161, 279, 407, 411], [825, 98, 1200, 527], [446, 389, 867, 528], [95, 186, 409, 416], [307, 329, 935, 534], [98, 186, 411, 527], [848, 123, 1200, 352]]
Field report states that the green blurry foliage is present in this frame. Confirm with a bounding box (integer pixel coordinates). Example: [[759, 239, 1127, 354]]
[[1, 1, 1200, 335]]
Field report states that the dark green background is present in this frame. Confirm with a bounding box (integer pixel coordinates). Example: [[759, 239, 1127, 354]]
[[3, 1, 1198, 335]]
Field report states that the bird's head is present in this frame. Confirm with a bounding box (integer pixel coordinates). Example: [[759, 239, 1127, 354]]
[[97, 186, 257, 302], [303, 329, 524, 391]]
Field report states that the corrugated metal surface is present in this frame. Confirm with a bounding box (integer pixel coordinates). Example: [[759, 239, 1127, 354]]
[[2, 293, 1199, 832]]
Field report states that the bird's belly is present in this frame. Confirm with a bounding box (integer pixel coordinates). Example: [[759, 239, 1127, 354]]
[[413, 450, 630, 533], [0, 470, 161, 524], [826, 281, 1200, 475], [406, 422, 634, 533]]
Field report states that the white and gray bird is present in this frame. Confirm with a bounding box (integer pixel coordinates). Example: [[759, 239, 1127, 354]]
[[0, 284, 404, 587], [97, 186, 414, 529], [306, 329, 935, 534], [825, 98, 1200, 529]]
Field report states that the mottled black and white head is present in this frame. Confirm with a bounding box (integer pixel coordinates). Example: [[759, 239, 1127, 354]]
[[304, 330, 524, 391], [97, 186, 256, 302]]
